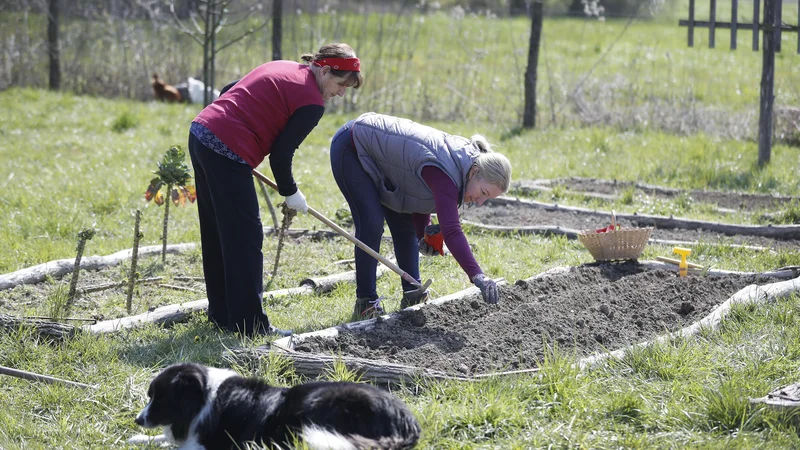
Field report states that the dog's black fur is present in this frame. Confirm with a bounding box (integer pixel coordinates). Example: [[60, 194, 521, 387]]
[[133, 362, 420, 450]]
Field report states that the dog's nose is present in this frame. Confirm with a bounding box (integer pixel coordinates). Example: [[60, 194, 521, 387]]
[[135, 414, 145, 426]]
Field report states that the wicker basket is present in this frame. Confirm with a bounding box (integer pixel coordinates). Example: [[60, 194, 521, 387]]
[[578, 212, 653, 261]]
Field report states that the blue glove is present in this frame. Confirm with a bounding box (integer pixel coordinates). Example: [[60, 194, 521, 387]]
[[472, 274, 498, 304]]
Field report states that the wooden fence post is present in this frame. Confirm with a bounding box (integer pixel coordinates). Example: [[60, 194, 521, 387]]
[[523, 0, 543, 129], [758, 0, 778, 166]]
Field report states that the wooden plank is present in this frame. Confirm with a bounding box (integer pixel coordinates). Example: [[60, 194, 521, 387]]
[[688, 0, 695, 46], [753, 0, 761, 50], [731, 0, 738, 49], [710, 0, 717, 48]]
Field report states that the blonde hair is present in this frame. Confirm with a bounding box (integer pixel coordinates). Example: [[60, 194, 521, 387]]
[[301, 43, 364, 89], [471, 134, 511, 192]]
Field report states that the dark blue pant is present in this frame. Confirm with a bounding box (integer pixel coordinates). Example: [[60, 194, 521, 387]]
[[188, 132, 269, 333], [329, 125, 421, 299]]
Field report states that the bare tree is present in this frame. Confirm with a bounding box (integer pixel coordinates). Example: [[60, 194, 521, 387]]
[[169, 0, 269, 105]]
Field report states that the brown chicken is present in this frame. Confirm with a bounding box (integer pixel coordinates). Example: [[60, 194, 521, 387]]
[[151, 73, 182, 103]]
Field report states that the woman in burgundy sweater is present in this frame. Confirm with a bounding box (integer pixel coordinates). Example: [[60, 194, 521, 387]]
[[330, 113, 512, 320], [188, 43, 363, 337]]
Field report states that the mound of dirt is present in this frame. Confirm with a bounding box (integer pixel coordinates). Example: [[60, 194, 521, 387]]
[[295, 263, 776, 376]]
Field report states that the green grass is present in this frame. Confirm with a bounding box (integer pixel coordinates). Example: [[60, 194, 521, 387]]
[[1, 88, 800, 449], [2, 8, 800, 447]]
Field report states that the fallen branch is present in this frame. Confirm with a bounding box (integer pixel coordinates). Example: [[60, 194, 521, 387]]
[[0, 313, 77, 340], [0, 243, 196, 291], [159, 284, 202, 293], [228, 347, 471, 385], [175, 276, 204, 282], [78, 277, 163, 295]]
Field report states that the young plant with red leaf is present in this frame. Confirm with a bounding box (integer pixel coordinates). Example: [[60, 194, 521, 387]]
[[144, 145, 196, 263]]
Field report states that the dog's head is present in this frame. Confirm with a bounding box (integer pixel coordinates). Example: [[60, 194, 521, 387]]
[[135, 363, 211, 442]]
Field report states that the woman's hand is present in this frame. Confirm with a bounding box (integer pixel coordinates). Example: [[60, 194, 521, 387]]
[[472, 274, 498, 304], [284, 189, 308, 214]]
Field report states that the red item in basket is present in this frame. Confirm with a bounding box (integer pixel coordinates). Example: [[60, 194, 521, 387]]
[[595, 224, 620, 233]]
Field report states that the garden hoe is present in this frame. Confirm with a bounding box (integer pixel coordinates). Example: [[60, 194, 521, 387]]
[[252, 169, 432, 296]]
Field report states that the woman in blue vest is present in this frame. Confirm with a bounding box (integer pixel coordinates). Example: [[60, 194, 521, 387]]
[[330, 113, 512, 320]]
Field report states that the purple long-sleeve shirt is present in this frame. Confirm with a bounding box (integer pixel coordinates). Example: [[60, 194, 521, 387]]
[[412, 166, 482, 280]]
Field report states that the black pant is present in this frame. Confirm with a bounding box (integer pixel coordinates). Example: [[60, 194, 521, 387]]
[[188, 132, 269, 333]]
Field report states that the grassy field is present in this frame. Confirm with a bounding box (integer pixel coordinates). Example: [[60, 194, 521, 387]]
[[2, 10, 800, 450]]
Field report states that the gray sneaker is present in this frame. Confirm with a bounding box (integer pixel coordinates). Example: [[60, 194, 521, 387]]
[[353, 296, 385, 321], [401, 289, 429, 309]]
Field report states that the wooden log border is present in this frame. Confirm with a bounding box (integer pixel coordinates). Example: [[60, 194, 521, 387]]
[[486, 195, 800, 240], [242, 265, 799, 385], [0, 243, 197, 291], [461, 220, 773, 252]]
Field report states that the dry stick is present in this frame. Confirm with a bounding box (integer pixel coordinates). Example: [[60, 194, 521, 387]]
[[126, 209, 143, 314], [160, 183, 172, 264], [0, 365, 96, 390], [257, 178, 279, 231], [80, 277, 163, 295], [159, 284, 201, 293], [265, 204, 296, 292], [175, 276, 204, 282], [65, 228, 96, 313]]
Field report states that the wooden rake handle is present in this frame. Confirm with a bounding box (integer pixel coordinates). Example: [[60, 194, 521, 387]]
[[252, 169, 429, 291]]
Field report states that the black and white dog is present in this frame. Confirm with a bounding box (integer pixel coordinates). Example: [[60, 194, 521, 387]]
[[129, 362, 421, 450]]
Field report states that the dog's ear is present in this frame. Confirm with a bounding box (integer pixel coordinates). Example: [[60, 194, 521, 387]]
[[171, 367, 205, 397]]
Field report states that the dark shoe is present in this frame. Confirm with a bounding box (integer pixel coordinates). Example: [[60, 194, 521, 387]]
[[401, 289, 429, 309], [352, 296, 385, 321], [267, 325, 293, 337]]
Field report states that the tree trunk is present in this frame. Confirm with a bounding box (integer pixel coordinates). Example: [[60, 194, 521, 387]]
[[272, 0, 283, 60], [523, 1, 543, 128], [47, 0, 61, 90]]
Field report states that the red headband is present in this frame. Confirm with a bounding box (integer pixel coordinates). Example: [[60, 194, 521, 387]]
[[313, 57, 361, 72]]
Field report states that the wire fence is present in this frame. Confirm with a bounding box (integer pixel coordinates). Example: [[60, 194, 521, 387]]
[[2, 0, 799, 140]]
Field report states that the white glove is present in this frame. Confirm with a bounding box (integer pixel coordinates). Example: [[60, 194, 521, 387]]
[[284, 189, 308, 214]]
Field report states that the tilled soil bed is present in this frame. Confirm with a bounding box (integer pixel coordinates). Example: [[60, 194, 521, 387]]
[[461, 202, 800, 251], [295, 263, 779, 376]]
